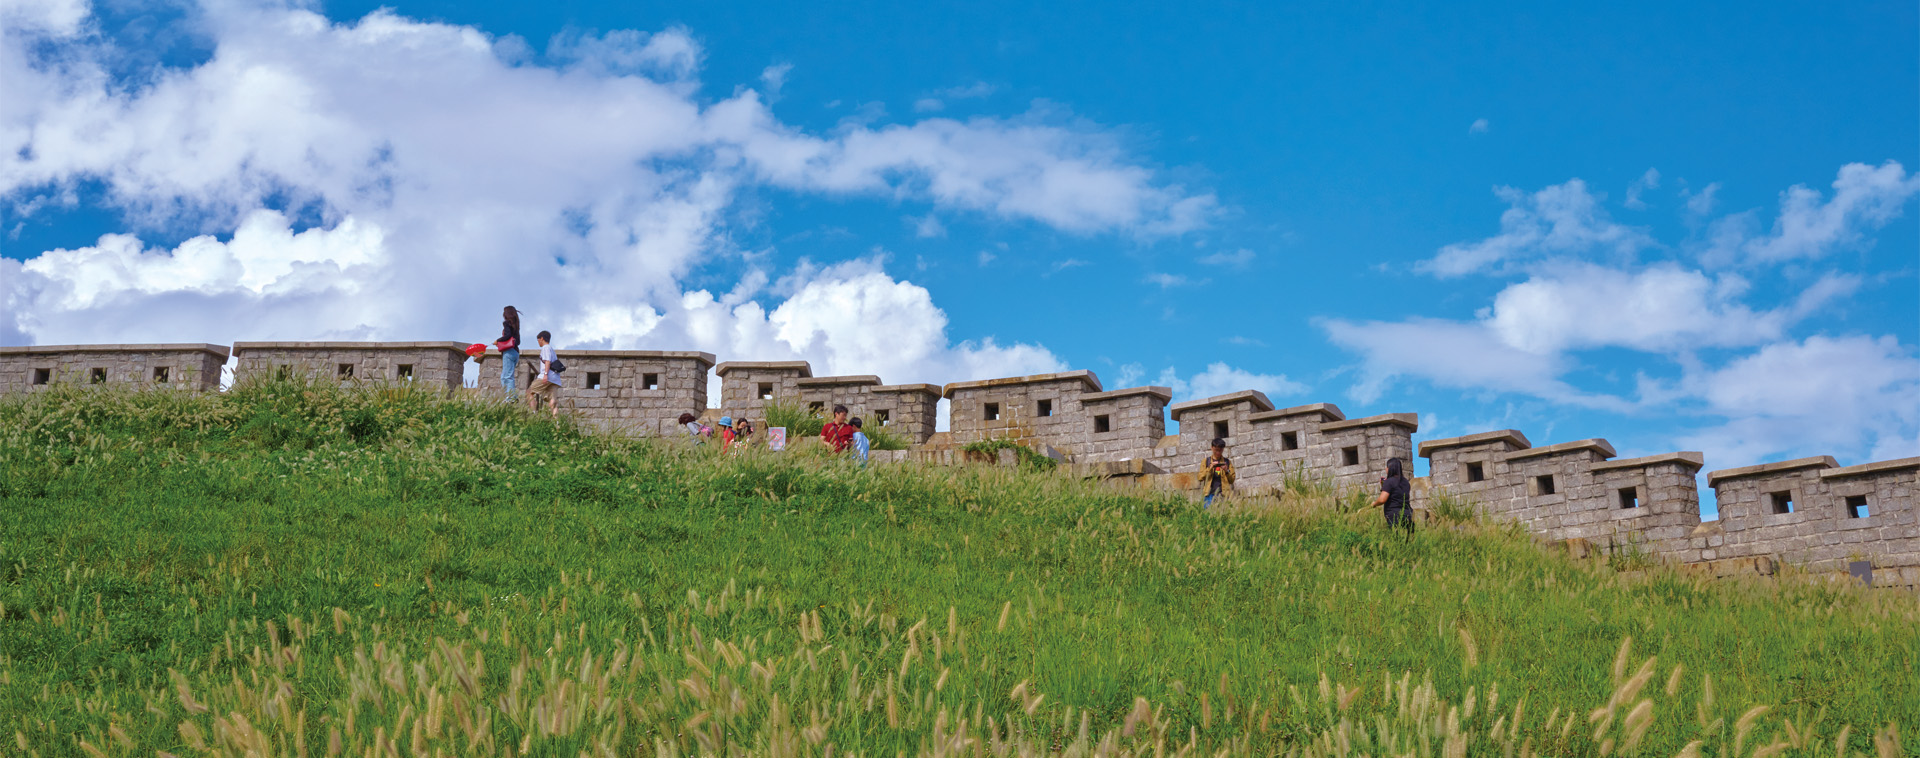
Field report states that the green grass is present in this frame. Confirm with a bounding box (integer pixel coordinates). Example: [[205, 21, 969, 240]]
[[763, 398, 827, 439], [0, 381, 1914, 756]]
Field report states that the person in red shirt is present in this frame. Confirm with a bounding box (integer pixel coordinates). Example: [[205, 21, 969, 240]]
[[820, 404, 855, 453]]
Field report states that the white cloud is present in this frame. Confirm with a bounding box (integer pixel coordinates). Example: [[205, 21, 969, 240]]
[[0, 1, 1206, 387], [912, 98, 944, 113], [1682, 182, 1720, 217], [1419, 179, 1652, 277], [1197, 248, 1254, 266], [1483, 263, 1853, 355], [1676, 335, 1920, 466], [0, 0, 88, 36], [1468, 118, 1489, 135], [1739, 161, 1920, 264], [1144, 362, 1308, 403], [911, 214, 946, 238], [975, 249, 994, 266], [1145, 272, 1199, 288], [759, 62, 791, 97], [1623, 168, 1659, 210], [936, 82, 996, 100], [1318, 316, 1622, 409]]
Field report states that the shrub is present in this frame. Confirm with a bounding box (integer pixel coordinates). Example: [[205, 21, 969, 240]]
[[962, 437, 1058, 471]]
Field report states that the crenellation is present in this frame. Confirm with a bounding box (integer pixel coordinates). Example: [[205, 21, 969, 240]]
[[477, 349, 714, 435], [1312, 413, 1419, 490], [236, 341, 470, 390], [0, 344, 230, 393], [6, 339, 1916, 591]]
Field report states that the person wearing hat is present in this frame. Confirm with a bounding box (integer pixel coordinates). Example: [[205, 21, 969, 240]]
[[719, 416, 737, 452]]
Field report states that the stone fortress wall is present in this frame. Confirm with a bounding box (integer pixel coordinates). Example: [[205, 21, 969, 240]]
[[5, 341, 1914, 592], [1, 344, 230, 392]]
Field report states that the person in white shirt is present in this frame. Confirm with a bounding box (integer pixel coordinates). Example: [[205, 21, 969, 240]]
[[525, 330, 562, 417]]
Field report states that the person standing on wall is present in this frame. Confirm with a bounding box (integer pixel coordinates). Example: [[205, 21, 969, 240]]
[[1373, 457, 1414, 533], [821, 404, 855, 453], [496, 306, 522, 399], [525, 330, 563, 417], [1200, 437, 1235, 509]]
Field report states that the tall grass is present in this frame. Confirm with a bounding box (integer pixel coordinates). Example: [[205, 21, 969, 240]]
[[763, 398, 827, 439], [0, 381, 1914, 756]]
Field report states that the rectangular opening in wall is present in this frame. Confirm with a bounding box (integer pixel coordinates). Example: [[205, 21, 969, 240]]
[[336, 363, 354, 379], [1280, 431, 1299, 450], [396, 364, 414, 381], [586, 372, 603, 390], [1769, 491, 1794, 514], [809, 401, 826, 414], [1037, 399, 1052, 417], [1093, 414, 1111, 433], [1534, 475, 1557, 496], [1341, 446, 1359, 466], [1618, 486, 1639, 509], [758, 382, 774, 399], [31, 368, 51, 385], [876, 409, 891, 426], [643, 373, 660, 390], [1213, 420, 1230, 440], [1845, 495, 1869, 519], [152, 366, 170, 383], [1465, 462, 1485, 483], [276, 365, 291, 380], [984, 402, 1000, 421], [90, 367, 107, 384]]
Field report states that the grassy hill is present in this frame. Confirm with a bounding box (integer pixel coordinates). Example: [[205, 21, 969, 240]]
[[0, 381, 1912, 757]]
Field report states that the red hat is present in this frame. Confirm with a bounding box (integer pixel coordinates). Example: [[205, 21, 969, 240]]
[[465, 343, 488, 358]]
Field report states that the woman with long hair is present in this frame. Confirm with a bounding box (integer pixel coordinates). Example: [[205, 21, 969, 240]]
[[498, 306, 522, 398], [1372, 457, 1414, 533]]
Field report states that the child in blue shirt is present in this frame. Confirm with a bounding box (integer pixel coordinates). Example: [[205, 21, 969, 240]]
[[850, 417, 871, 467]]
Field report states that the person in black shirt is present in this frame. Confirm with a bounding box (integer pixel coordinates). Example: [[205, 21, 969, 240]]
[[497, 306, 522, 398], [1372, 457, 1413, 533]]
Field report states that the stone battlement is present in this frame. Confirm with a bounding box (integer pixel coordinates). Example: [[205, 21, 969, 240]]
[[4, 341, 1913, 591]]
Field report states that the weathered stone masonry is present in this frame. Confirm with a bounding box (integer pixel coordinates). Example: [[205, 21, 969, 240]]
[[477, 349, 714, 436], [0, 344, 229, 392], [942, 371, 1172, 463], [6, 341, 1915, 590], [234, 342, 470, 390], [713, 361, 943, 444]]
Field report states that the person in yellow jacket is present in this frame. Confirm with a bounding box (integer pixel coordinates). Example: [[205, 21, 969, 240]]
[[1201, 437, 1235, 508]]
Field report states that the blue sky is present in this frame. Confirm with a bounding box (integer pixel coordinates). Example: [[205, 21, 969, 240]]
[[3, 0, 1916, 515]]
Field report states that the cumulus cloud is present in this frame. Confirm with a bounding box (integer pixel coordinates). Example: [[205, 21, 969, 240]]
[[0, 0, 1208, 388], [1327, 163, 1918, 467], [1419, 179, 1652, 277], [1483, 263, 1856, 355], [1676, 335, 1920, 465]]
